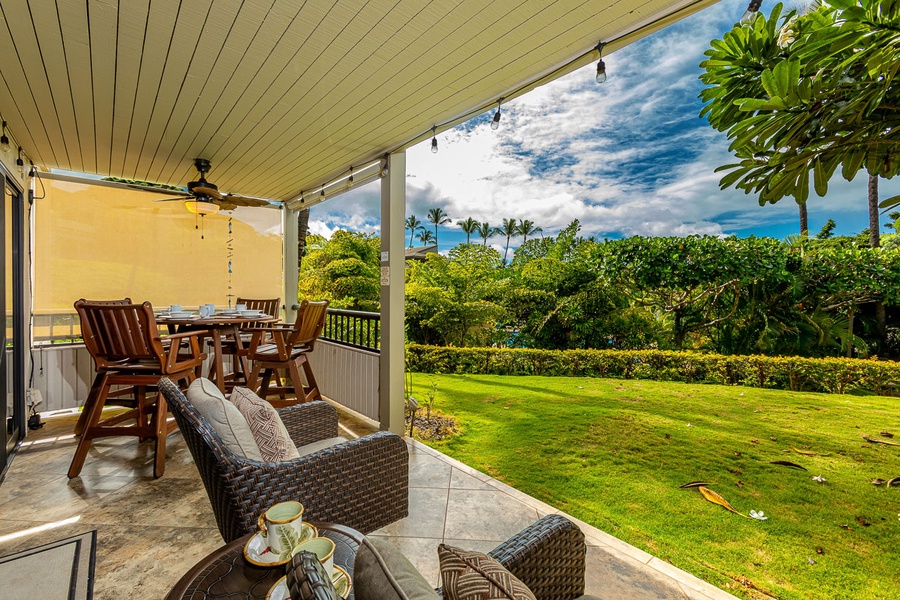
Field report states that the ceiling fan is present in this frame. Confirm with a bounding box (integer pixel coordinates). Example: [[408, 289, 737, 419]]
[[147, 158, 274, 213]]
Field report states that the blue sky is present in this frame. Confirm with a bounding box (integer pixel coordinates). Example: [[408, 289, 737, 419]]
[[309, 0, 900, 253]]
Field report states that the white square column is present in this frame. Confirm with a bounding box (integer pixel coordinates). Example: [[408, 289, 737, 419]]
[[380, 152, 406, 434], [282, 206, 300, 323]]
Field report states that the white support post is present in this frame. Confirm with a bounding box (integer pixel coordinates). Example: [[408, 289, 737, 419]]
[[380, 152, 406, 434], [283, 206, 300, 324]]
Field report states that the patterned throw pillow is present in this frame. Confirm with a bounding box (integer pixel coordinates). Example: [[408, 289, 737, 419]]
[[438, 544, 536, 600], [287, 551, 342, 600], [228, 387, 300, 462]]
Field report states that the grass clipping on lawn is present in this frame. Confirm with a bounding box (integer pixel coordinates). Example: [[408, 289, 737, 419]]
[[411, 374, 899, 600]]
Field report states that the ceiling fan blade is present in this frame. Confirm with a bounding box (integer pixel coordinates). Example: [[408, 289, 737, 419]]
[[220, 194, 274, 207], [215, 201, 239, 211], [153, 197, 190, 202], [127, 183, 189, 196], [192, 185, 223, 200]]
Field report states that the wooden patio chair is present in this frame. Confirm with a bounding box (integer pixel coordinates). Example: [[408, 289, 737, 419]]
[[246, 299, 329, 408], [213, 297, 280, 390], [69, 299, 207, 479]]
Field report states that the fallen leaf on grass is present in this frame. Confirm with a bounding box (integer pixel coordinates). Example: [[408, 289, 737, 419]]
[[736, 480, 744, 487], [880, 432, 894, 438], [770, 461, 808, 471], [863, 436, 900, 446], [871, 478, 885, 486], [749, 510, 768, 520], [887, 477, 900, 487], [665, 433, 671, 440], [812, 475, 827, 483], [807, 558, 816, 565], [679, 481, 714, 489], [839, 524, 852, 530], [815, 547, 824, 555], [698, 486, 748, 518], [793, 446, 818, 456], [733, 451, 742, 457], [750, 438, 759, 444], [770, 436, 778, 441], [728, 468, 743, 476], [855, 516, 871, 527]]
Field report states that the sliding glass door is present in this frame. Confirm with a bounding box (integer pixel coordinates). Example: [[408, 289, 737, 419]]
[[2, 173, 24, 472]]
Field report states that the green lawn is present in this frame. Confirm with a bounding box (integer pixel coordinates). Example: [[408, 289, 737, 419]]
[[410, 374, 899, 600]]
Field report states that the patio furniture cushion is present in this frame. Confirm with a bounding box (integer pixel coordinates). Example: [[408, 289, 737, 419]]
[[287, 551, 342, 600], [297, 437, 348, 456], [229, 386, 300, 461], [187, 378, 262, 461], [438, 544, 536, 600], [354, 537, 439, 600]]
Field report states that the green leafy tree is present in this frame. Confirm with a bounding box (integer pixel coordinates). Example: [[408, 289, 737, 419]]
[[298, 231, 380, 311], [405, 215, 423, 248], [699, 1, 900, 234], [476, 221, 497, 246], [427, 207, 451, 247], [458, 217, 479, 244], [817, 219, 837, 240], [498, 218, 518, 266]]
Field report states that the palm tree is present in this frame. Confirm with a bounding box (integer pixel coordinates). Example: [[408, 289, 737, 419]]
[[405, 215, 423, 248], [476, 221, 496, 246], [458, 217, 479, 244], [427, 207, 451, 247], [499, 217, 518, 266], [417, 229, 435, 245], [517, 219, 542, 244]]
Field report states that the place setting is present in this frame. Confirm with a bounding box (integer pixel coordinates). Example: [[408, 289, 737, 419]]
[[243, 501, 352, 600]]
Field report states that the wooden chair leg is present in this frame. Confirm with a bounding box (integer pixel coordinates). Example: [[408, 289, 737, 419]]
[[74, 373, 106, 436], [248, 363, 262, 394], [151, 392, 167, 478], [288, 360, 305, 402], [259, 369, 273, 398], [299, 355, 322, 401], [68, 380, 111, 478]]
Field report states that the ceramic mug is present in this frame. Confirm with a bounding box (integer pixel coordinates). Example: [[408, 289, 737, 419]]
[[205, 303, 216, 314], [292, 536, 335, 575], [257, 501, 305, 556], [169, 304, 182, 313], [235, 303, 247, 311]]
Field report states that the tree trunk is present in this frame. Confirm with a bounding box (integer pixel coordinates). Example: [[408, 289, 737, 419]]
[[868, 173, 879, 248], [297, 208, 310, 270], [846, 308, 855, 358], [798, 201, 808, 237]]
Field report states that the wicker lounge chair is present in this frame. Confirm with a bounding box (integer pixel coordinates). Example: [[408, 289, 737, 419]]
[[158, 378, 409, 542]]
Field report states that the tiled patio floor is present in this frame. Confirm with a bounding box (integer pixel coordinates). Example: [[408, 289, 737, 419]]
[[0, 406, 738, 600]]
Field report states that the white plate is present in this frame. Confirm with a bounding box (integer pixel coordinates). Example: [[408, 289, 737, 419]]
[[243, 522, 318, 567], [169, 312, 193, 318], [266, 565, 351, 600], [240, 311, 262, 317]]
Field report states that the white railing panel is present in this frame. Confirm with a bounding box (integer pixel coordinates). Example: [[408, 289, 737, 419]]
[[307, 341, 380, 423]]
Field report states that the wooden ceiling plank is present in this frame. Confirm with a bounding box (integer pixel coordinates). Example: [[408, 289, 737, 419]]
[[30, 0, 82, 171], [2, 1, 69, 168], [109, 0, 152, 178], [0, 6, 55, 167], [152, 0, 282, 186], [165, 0, 323, 188], [132, 0, 225, 184], [119, 0, 179, 179], [87, 0, 118, 176], [57, 1, 96, 175]]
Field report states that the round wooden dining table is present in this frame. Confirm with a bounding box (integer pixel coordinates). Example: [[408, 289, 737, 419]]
[[157, 313, 279, 393]]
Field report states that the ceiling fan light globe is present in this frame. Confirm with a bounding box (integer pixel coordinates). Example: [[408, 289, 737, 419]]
[[185, 199, 220, 215]]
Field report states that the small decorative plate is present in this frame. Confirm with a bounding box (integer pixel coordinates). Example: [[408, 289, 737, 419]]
[[265, 565, 352, 600], [243, 522, 318, 567]]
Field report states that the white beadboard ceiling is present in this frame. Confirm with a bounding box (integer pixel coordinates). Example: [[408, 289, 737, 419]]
[[0, 0, 717, 205]]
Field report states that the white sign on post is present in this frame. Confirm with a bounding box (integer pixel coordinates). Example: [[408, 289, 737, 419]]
[[381, 251, 389, 262], [380, 266, 390, 285]]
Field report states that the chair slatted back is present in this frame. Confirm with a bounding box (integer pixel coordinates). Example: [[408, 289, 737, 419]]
[[75, 299, 164, 369], [237, 297, 280, 329], [288, 299, 329, 349]]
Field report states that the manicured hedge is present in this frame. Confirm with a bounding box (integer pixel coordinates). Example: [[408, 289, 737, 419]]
[[405, 345, 900, 395]]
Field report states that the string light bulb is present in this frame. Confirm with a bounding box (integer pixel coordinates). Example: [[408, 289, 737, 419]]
[[0, 121, 9, 152], [431, 126, 438, 154], [595, 42, 607, 84], [347, 167, 354, 189], [740, 0, 763, 25], [28, 161, 35, 178], [15, 146, 25, 177], [491, 99, 503, 131], [320, 188, 326, 198]]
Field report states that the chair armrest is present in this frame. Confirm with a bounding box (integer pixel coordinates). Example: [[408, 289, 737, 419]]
[[164, 329, 210, 340], [278, 401, 339, 446], [488, 515, 586, 600]]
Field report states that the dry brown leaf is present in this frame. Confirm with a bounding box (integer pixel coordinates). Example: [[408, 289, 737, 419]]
[[855, 516, 871, 527], [887, 477, 900, 488], [770, 460, 808, 471], [698, 486, 748, 518], [792, 446, 818, 456], [770, 436, 778, 441], [880, 432, 894, 438], [839, 524, 852, 530], [679, 481, 714, 489], [871, 478, 885, 486], [863, 436, 900, 447]]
